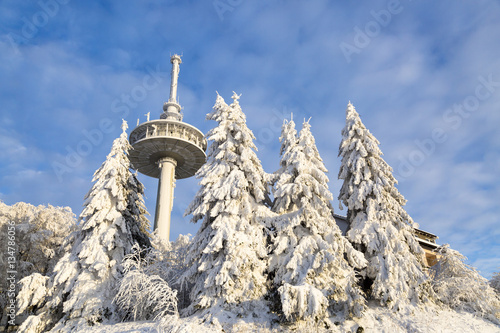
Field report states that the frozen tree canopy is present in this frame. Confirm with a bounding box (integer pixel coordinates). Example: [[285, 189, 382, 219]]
[[17, 120, 151, 332], [338, 103, 428, 309], [267, 118, 366, 322], [0, 202, 76, 327], [183, 93, 270, 314], [431, 245, 500, 323], [0, 202, 76, 278]]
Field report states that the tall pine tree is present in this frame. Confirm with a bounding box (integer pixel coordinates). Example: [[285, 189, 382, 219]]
[[338, 102, 427, 309], [17, 120, 151, 332], [183, 93, 270, 315], [268, 118, 366, 322]]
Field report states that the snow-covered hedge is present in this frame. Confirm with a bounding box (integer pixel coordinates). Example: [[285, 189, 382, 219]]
[[431, 245, 500, 323]]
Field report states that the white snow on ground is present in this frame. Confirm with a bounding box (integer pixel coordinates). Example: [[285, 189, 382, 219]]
[[76, 303, 500, 333], [356, 302, 500, 333]]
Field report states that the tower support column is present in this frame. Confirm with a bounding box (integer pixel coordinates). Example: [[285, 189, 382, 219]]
[[154, 157, 177, 241]]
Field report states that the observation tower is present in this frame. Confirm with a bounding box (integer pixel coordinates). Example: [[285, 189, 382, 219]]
[[129, 55, 207, 241]]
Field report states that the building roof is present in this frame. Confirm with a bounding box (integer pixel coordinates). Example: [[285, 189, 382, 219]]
[[333, 214, 440, 248], [414, 228, 438, 241]]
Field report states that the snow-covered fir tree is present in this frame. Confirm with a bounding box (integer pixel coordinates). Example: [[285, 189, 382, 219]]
[[491, 270, 500, 295], [338, 102, 428, 310], [267, 118, 367, 322], [17, 120, 151, 332], [182, 93, 270, 315], [431, 245, 500, 323]]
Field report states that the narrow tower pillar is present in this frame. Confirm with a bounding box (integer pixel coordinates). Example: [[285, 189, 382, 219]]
[[154, 157, 177, 239]]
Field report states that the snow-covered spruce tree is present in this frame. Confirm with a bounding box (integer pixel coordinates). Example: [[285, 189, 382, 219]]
[[182, 93, 270, 315], [17, 120, 151, 332], [431, 245, 500, 323], [338, 102, 428, 310], [491, 270, 500, 295], [267, 118, 366, 322]]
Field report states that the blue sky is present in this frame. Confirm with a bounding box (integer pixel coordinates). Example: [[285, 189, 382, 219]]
[[1, 0, 499, 278]]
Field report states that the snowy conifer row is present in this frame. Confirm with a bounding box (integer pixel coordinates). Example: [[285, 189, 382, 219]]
[[12, 96, 500, 332]]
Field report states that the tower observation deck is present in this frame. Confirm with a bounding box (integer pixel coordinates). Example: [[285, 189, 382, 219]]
[[129, 55, 207, 241]]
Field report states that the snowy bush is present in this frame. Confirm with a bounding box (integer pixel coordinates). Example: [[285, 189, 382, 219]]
[[116, 231, 191, 321], [150, 232, 192, 284], [338, 103, 429, 310], [182, 93, 271, 314], [143, 231, 192, 309], [115, 233, 193, 321], [267, 118, 366, 322], [491, 270, 500, 295], [114, 245, 178, 321], [431, 245, 500, 323]]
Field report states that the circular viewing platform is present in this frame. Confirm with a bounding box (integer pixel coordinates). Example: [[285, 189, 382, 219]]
[[129, 119, 207, 179]]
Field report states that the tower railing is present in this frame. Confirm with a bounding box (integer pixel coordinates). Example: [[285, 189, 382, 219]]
[[129, 119, 207, 151]]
